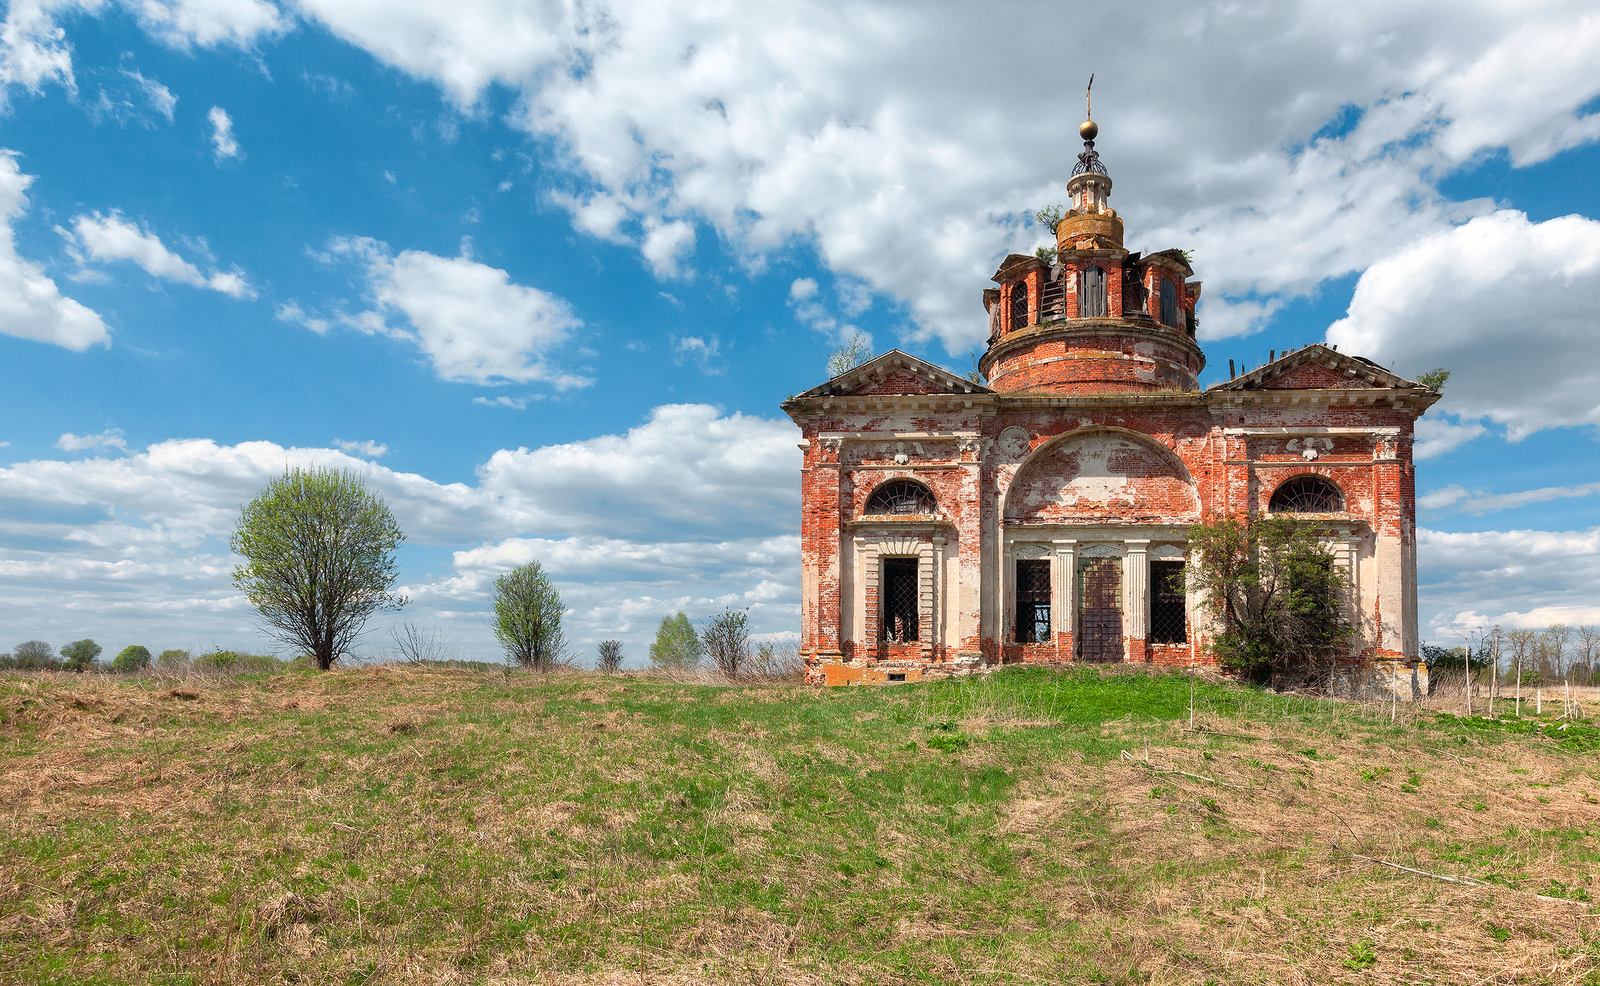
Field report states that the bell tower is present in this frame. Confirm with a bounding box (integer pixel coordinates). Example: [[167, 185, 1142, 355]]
[[978, 91, 1205, 395]]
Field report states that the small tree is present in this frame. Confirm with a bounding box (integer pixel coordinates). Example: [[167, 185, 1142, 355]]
[[111, 645, 152, 673], [492, 561, 565, 671], [702, 608, 750, 677], [1187, 514, 1354, 676], [596, 639, 624, 674], [389, 622, 446, 664], [60, 639, 103, 672], [1576, 625, 1600, 685], [649, 612, 701, 669], [14, 641, 57, 670], [156, 648, 191, 671], [827, 334, 873, 378], [1416, 367, 1450, 391], [231, 466, 407, 671]]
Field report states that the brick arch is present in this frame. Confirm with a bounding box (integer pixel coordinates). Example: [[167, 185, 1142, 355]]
[[1002, 428, 1199, 524]]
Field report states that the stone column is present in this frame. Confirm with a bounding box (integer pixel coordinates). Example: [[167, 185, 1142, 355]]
[[933, 537, 947, 659], [1124, 540, 1150, 663], [1053, 539, 1077, 654]]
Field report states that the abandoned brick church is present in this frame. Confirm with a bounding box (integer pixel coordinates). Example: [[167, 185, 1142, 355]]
[[781, 116, 1440, 686]]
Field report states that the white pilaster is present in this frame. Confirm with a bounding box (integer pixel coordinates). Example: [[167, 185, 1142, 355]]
[[1053, 539, 1077, 642], [1124, 539, 1150, 642]]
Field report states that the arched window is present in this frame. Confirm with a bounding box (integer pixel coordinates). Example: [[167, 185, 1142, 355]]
[[866, 479, 937, 515], [1078, 266, 1106, 318], [1269, 475, 1344, 513], [1160, 279, 1178, 328], [1010, 281, 1030, 332]]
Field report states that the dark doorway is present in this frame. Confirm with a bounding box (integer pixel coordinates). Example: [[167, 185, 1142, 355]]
[[1015, 559, 1051, 643], [880, 558, 919, 642], [1077, 556, 1123, 662], [1150, 560, 1187, 644]]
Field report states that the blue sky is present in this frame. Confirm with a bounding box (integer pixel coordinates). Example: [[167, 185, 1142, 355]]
[[1, 0, 1598, 664]]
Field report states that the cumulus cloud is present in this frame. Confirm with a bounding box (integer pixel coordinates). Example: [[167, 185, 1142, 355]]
[[68, 211, 255, 296], [125, 67, 177, 121], [1414, 415, 1487, 462], [57, 428, 128, 452], [1419, 482, 1600, 516], [0, 404, 802, 659], [132, 0, 287, 48], [788, 276, 869, 347], [0, 0, 94, 98], [208, 105, 241, 161], [1421, 526, 1600, 632], [326, 236, 589, 388], [0, 152, 109, 350], [1328, 211, 1600, 441]]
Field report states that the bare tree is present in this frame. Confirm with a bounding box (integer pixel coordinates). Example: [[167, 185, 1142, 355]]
[[1508, 628, 1537, 713], [702, 608, 750, 677], [1543, 623, 1572, 682], [1577, 625, 1600, 685], [389, 622, 447, 664], [596, 639, 624, 674]]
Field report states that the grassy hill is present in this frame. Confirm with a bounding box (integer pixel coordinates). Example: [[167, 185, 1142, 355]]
[[1, 666, 1597, 984]]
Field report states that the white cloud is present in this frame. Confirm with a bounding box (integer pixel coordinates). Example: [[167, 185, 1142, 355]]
[[124, 68, 176, 121], [0, 404, 802, 659], [1419, 481, 1600, 516], [1414, 415, 1487, 461], [640, 217, 695, 279], [0, 152, 109, 350], [327, 235, 589, 387], [333, 439, 388, 458], [208, 105, 242, 161], [132, 0, 287, 48], [275, 300, 329, 334], [1421, 526, 1600, 633], [56, 428, 128, 452], [471, 394, 543, 409], [69, 211, 256, 297], [787, 276, 868, 347], [1328, 211, 1600, 440], [671, 334, 722, 373], [0, 0, 97, 98]]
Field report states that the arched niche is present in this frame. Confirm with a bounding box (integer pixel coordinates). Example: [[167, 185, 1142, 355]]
[[1002, 428, 1199, 523]]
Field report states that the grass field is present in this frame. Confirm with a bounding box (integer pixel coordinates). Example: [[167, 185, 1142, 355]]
[[2, 665, 1598, 985]]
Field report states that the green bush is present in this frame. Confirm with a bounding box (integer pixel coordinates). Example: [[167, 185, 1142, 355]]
[[111, 645, 152, 673], [194, 650, 283, 674], [156, 649, 191, 670], [60, 639, 103, 672]]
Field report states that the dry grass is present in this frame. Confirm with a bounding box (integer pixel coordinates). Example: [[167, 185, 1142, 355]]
[[0, 665, 1597, 985]]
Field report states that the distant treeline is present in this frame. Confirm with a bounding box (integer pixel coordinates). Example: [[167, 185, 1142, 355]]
[[1424, 624, 1600, 686]]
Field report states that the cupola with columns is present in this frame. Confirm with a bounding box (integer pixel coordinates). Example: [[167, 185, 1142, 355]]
[[978, 105, 1205, 395]]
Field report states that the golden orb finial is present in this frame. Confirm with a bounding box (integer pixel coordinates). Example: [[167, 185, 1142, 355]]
[[1079, 119, 1098, 141]]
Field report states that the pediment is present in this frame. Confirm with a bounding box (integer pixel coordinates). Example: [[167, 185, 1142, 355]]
[[790, 350, 992, 399], [1208, 344, 1424, 392]]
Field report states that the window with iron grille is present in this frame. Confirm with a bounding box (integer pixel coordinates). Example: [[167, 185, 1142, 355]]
[[1078, 265, 1107, 317], [1160, 278, 1178, 327], [1269, 475, 1344, 513], [865, 479, 936, 515], [1010, 280, 1030, 332], [1150, 560, 1187, 645], [880, 558, 919, 642], [1015, 559, 1051, 643]]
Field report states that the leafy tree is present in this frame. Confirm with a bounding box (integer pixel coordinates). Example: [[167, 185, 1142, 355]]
[[649, 612, 701, 669], [1416, 367, 1450, 391], [14, 641, 57, 670], [111, 645, 152, 672], [491, 561, 566, 671], [702, 608, 750, 677], [826, 334, 873, 378], [1186, 514, 1355, 675], [156, 649, 191, 670], [1034, 204, 1064, 233], [231, 466, 407, 671], [596, 639, 624, 674], [60, 638, 102, 671]]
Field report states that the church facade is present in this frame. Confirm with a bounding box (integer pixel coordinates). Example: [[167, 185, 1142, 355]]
[[780, 122, 1440, 687]]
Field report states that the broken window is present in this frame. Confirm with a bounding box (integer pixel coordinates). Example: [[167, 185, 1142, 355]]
[[1010, 280, 1030, 332], [1079, 265, 1107, 317], [880, 558, 919, 642], [865, 479, 936, 515], [1160, 278, 1178, 328], [1269, 476, 1344, 513], [1150, 560, 1187, 645], [1015, 559, 1051, 643]]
